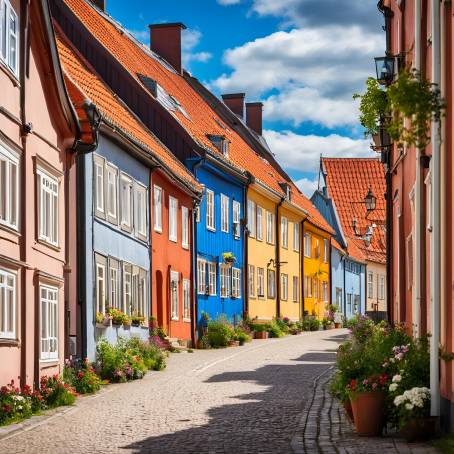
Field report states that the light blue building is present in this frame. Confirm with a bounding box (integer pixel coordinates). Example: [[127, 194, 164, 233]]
[[79, 134, 152, 360], [187, 154, 249, 328]]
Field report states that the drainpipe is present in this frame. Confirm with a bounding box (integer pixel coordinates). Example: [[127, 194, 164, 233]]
[[243, 174, 253, 317], [275, 198, 284, 318], [430, 0, 441, 417], [413, 0, 422, 338], [301, 219, 306, 319], [342, 256, 347, 316]]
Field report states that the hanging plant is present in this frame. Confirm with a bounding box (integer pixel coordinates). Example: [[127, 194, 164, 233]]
[[354, 69, 445, 149]]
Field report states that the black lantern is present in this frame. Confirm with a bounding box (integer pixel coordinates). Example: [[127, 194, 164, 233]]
[[374, 56, 395, 85], [82, 99, 102, 128], [364, 188, 376, 212]]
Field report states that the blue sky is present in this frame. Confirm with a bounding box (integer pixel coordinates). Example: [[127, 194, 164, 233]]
[[106, 0, 385, 195]]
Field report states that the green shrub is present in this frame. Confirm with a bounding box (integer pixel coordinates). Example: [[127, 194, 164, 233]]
[[63, 359, 101, 394], [206, 317, 234, 347], [0, 382, 33, 425], [302, 317, 320, 331], [266, 320, 284, 338], [250, 322, 267, 333], [39, 375, 77, 408], [234, 328, 252, 344]]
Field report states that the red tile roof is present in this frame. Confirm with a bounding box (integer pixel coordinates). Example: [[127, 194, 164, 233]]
[[322, 158, 386, 264], [54, 26, 201, 194], [58, 0, 333, 235]]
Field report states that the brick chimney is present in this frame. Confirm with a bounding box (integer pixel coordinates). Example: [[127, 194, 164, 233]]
[[246, 102, 263, 135], [149, 23, 186, 74], [90, 0, 106, 10], [221, 93, 245, 119]]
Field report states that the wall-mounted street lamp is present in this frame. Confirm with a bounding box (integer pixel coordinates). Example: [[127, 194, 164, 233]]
[[374, 55, 395, 85], [364, 188, 377, 212]]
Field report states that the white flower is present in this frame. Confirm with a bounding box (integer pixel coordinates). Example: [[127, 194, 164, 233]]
[[389, 383, 398, 392], [392, 375, 402, 383], [394, 395, 404, 406], [405, 403, 414, 410]]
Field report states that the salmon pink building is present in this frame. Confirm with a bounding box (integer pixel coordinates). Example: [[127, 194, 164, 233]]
[[0, 0, 80, 386]]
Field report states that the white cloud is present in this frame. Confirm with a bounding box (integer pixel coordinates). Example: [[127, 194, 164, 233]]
[[295, 177, 319, 197], [182, 29, 212, 66], [217, 0, 241, 4], [131, 29, 150, 45], [263, 129, 372, 173], [264, 87, 359, 128]]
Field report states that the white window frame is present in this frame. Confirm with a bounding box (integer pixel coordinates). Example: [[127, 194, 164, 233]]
[[233, 200, 241, 239], [0, 0, 19, 76], [220, 265, 230, 298], [368, 271, 374, 298], [267, 269, 276, 299], [169, 196, 178, 242], [182, 206, 189, 249], [232, 267, 241, 298], [170, 271, 179, 320], [40, 284, 58, 361], [257, 267, 264, 298], [120, 173, 133, 232], [304, 233, 312, 258], [0, 143, 19, 230], [293, 222, 300, 252], [266, 211, 275, 244], [183, 278, 191, 322], [105, 163, 118, 224], [324, 239, 329, 263], [379, 275, 385, 300], [109, 259, 120, 310], [281, 273, 288, 301], [206, 189, 215, 231], [123, 263, 132, 315], [134, 182, 147, 239], [208, 262, 216, 296], [37, 168, 59, 247], [221, 194, 229, 233], [281, 216, 288, 249], [256, 206, 263, 241], [248, 264, 255, 298], [96, 261, 106, 315], [153, 185, 163, 233], [197, 258, 207, 295], [323, 281, 329, 303], [0, 268, 16, 339], [293, 276, 299, 302], [247, 199, 256, 238], [93, 156, 105, 217]]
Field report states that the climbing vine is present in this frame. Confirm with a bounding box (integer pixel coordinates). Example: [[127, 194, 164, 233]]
[[353, 69, 445, 149]]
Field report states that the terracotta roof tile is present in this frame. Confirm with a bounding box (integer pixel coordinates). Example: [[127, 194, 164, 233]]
[[55, 27, 201, 193], [58, 0, 333, 235], [322, 158, 386, 264]]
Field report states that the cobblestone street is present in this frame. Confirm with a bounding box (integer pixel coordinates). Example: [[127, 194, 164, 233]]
[[0, 330, 438, 453]]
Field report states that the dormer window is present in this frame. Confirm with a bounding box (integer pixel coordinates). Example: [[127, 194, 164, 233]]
[[207, 134, 229, 158], [279, 182, 292, 201]]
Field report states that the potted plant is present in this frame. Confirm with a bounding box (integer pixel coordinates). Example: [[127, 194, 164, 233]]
[[95, 312, 111, 328], [222, 252, 236, 265], [394, 387, 437, 442], [348, 374, 389, 436], [252, 323, 268, 339], [123, 315, 132, 329], [131, 313, 145, 327], [108, 308, 129, 326]]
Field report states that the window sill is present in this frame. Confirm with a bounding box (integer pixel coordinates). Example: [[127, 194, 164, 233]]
[[182, 244, 189, 250], [36, 238, 61, 252], [0, 222, 20, 237], [183, 319, 191, 323], [154, 227, 163, 234], [0, 61, 20, 87], [169, 238, 177, 243], [40, 359, 59, 366], [206, 227, 216, 233], [0, 337, 19, 346], [171, 317, 179, 322]]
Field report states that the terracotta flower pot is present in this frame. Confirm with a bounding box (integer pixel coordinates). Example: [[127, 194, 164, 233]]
[[254, 331, 268, 339], [334, 322, 342, 329], [350, 391, 385, 436], [400, 417, 438, 442]]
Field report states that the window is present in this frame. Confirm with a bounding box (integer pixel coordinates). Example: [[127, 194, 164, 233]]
[[197, 259, 207, 294], [315, 239, 320, 258], [247, 199, 256, 238], [322, 281, 329, 302], [281, 274, 288, 301], [406, 235, 413, 289], [37, 168, 59, 246], [123, 264, 132, 314], [293, 222, 300, 251], [109, 258, 120, 310], [304, 233, 311, 258], [120, 173, 133, 231], [304, 275, 312, 298], [220, 265, 230, 298], [293, 276, 299, 302], [324, 239, 329, 263], [0, 143, 18, 230], [257, 268, 265, 298], [347, 293, 352, 312], [267, 269, 276, 298], [336, 288, 342, 307], [0, 268, 15, 339], [379, 275, 385, 300], [368, 271, 374, 298], [256, 206, 263, 241], [206, 189, 215, 230], [135, 183, 147, 238], [266, 211, 275, 244], [94, 157, 104, 216], [170, 271, 179, 320], [195, 205, 200, 223], [153, 185, 162, 232], [232, 268, 241, 298], [248, 265, 255, 298], [354, 295, 360, 312], [40, 285, 58, 360], [221, 194, 229, 233], [182, 206, 189, 249], [0, 0, 18, 75], [138, 269, 148, 321], [105, 164, 117, 223], [183, 279, 191, 321], [169, 196, 178, 242], [208, 262, 216, 295], [131, 266, 140, 316], [233, 200, 241, 239], [96, 260, 106, 315], [281, 217, 288, 248]]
